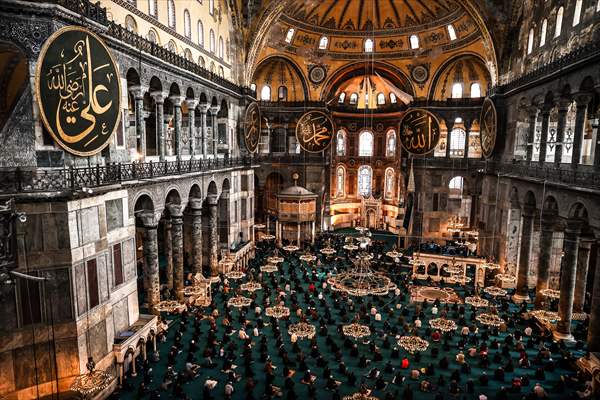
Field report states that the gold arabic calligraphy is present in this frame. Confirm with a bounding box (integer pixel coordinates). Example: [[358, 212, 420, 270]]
[[296, 111, 333, 152], [400, 110, 440, 155]]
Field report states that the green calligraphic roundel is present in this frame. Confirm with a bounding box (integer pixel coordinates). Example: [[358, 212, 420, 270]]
[[243, 102, 261, 153], [399, 108, 441, 155], [35, 26, 122, 157], [296, 110, 335, 153], [480, 98, 497, 159]]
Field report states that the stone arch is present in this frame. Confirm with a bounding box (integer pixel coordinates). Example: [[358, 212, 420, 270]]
[[134, 193, 155, 214], [185, 86, 195, 101], [542, 195, 559, 216], [523, 190, 537, 212], [569, 202, 588, 221]]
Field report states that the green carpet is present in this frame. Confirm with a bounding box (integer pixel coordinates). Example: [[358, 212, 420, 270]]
[[120, 240, 587, 400]]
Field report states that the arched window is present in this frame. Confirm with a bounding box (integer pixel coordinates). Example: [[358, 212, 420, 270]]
[[451, 83, 463, 99], [209, 30, 216, 53], [364, 38, 374, 52], [125, 15, 138, 33], [449, 128, 466, 157], [285, 28, 295, 43], [338, 92, 346, 103], [470, 83, 481, 98], [198, 56, 205, 67], [377, 93, 386, 105], [573, 0, 583, 26], [336, 130, 346, 156], [167, 40, 177, 53], [447, 24, 457, 41], [386, 130, 396, 157], [527, 28, 534, 54], [336, 166, 345, 197], [358, 166, 373, 197], [349, 93, 358, 105], [555, 7, 564, 37], [218, 66, 224, 78], [260, 85, 271, 101], [385, 168, 395, 199], [359, 131, 374, 157], [319, 36, 329, 49], [167, 0, 175, 28], [148, 29, 159, 44], [183, 10, 191, 38], [184, 48, 193, 61], [209, 0, 215, 15], [278, 86, 287, 101], [540, 19, 547, 46], [197, 20, 204, 46], [219, 36, 224, 59], [390, 93, 397, 104], [410, 35, 419, 49], [148, 0, 157, 18], [448, 176, 464, 191]]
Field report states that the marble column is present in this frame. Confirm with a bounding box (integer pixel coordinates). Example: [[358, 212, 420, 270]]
[[587, 240, 600, 351], [555, 220, 582, 340], [535, 218, 556, 309], [554, 99, 570, 166], [573, 240, 592, 313], [463, 121, 471, 159], [170, 96, 183, 158], [207, 194, 219, 276], [129, 85, 147, 158], [140, 213, 160, 313], [151, 92, 166, 160], [515, 208, 535, 302], [186, 100, 198, 156], [189, 198, 203, 275], [198, 103, 209, 158], [526, 106, 538, 162], [210, 105, 220, 158], [571, 95, 591, 168], [538, 107, 551, 165], [164, 220, 173, 290], [445, 120, 454, 158], [169, 205, 184, 302], [219, 190, 230, 248]]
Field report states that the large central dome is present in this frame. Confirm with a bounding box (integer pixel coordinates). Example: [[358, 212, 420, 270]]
[[282, 0, 462, 34]]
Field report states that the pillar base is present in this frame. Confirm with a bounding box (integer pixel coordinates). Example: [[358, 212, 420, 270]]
[[512, 293, 530, 303], [552, 330, 575, 342]]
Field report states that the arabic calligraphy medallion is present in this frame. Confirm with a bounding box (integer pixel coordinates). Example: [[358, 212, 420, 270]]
[[35, 26, 122, 156], [399, 109, 441, 155], [296, 110, 334, 153], [243, 102, 261, 153], [480, 98, 497, 159]]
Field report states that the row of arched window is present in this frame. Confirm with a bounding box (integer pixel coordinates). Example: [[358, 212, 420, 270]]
[[336, 130, 396, 158], [339, 92, 398, 106], [451, 82, 482, 99], [284, 24, 459, 52], [254, 85, 288, 101], [526, 0, 596, 55], [335, 166, 397, 199]]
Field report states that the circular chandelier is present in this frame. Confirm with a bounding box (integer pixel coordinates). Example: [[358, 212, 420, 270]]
[[465, 296, 490, 308], [262, 234, 276, 241], [183, 286, 205, 297], [265, 305, 290, 319], [412, 286, 460, 303], [228, 296, 252, 308], [240, 281, 262, 292], [357, 252, 373, 261], [572, 312, 587, 321], [530, 309, 560, 322], [496, 274, 517, 285], [343, 244, 359, 251], [343, 393, 379, 400], [328, 256, 397, 296], [254, 223, 266, 229], [260, 264, 278, 273], [483, 286, 507, 297], [386, 249, 403, 259], [288, 322, 316, 339], [321, 246, 336, 255], [154, 300, 181, 313], [283, 245, 299, 252], [482, 262, 501, 270], [429, 318, 457, 332], [476, 313, 505, 327], [267, 254, 284, 264], [355, 226, 369, 234], [540, 288, 560, 299], [70, 358, 114, 398], [342, 323, 371, 339], [446, 275, 472, 284], [409, 258, 426, 267], [398, 336, 429, 353], [299, 254, 316, 263], [225, 270, 246, 280]]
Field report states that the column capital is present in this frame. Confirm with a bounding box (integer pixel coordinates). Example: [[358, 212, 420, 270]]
[[527, 106, 539, 118], [541, 215, 561, 231], [128, 85, 148, 100], [185, 99, 199, 109], [198, 102, 210, 113], [556, 97, 571, 113], [574, 93, 593, 108], [167, 204, 184, 220], [209, 105, 220, 114], [564, 218, 584, 235], [139, 211, 159, 229], [169, 95, 184, 107], [207, 194, 218, 206], [188, 198, 203, 211], [150, 91, 167, 104]]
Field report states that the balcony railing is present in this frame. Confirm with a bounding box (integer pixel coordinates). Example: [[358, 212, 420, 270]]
[[1, 157, 251, 194], [47, 0, 108, 24]]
